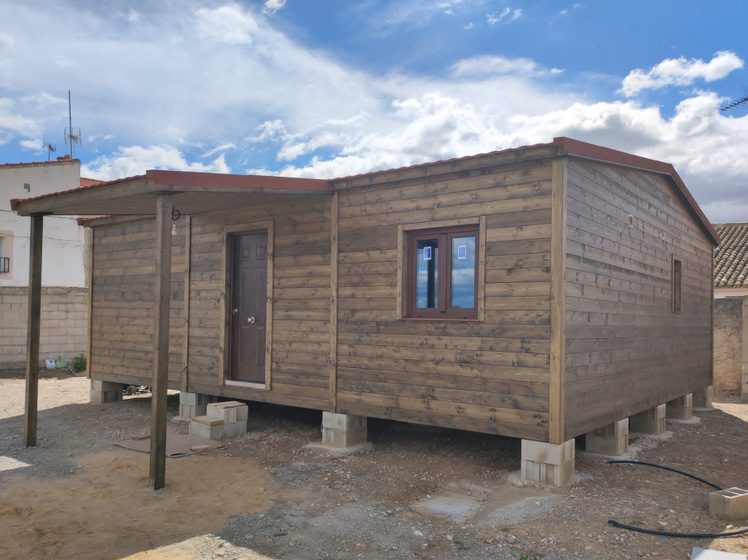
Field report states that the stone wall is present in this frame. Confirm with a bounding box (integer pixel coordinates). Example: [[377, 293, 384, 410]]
[[713, 297, 745, 396], [0, 286, 88, 373]]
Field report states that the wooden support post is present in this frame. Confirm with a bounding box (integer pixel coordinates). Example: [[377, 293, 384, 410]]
[[24, 214, 44, 447], [181, 216, 192, 393], [150, 195, 174, 490], [85, 227, 94, 378], [329, 192, 339, 411]]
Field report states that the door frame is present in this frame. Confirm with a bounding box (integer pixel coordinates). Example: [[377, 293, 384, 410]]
[[220, 219, 274, 389]]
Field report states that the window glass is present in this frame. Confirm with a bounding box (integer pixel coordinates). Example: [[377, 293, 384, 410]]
[[673, 259, 682, 313], [416, 238, 439, 308], [451, 235, 475, 308]]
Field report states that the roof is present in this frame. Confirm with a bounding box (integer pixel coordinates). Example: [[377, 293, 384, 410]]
[[80, 177, 104, 188], [8, 138, 718, 245], [714, 223, 748, 288], [11, 168, 332, 216]]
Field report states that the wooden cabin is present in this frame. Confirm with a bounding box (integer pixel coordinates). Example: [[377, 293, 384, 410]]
[[12, 137, 718, 486]]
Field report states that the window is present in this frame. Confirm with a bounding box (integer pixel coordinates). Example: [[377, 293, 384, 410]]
[[672, 258, 682, 313], [0, 235, 8, 274], [405, 225, 478, 319]]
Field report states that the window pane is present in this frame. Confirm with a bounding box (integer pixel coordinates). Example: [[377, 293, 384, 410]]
[[673, 259, 682, 313], [451, 235, 475, 309], [416, 239, 439, 308]]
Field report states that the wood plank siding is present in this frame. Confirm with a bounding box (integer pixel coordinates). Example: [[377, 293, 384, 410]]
[[90, 195, 332, 409], [334, 152, 555, 441], [187, 196, 331, 408], [90, 218, 186, 387], [82, 140, 715, 445], [562, 158, 713, 438]]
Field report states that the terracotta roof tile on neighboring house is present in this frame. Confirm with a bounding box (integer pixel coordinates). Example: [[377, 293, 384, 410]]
[[714, 223, 748, 288], [80, 177, 104, 188]]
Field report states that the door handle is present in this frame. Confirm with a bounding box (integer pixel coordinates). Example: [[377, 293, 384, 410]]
[[232, 308, 239, 316], [247, 316, 256, 324]]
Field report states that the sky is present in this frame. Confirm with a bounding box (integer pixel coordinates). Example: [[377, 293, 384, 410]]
[[1, 0, 747, 222]]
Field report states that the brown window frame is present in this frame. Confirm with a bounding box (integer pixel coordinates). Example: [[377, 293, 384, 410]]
[[672, 257, 682, 313], [405, 225, 479, 320]]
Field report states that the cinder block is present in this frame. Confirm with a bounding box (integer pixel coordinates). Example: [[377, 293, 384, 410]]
[[667, 393, 693, 420], [321, 412, 367, 448], [179, 392, 209, 419], [521, 439, 575, 487], [693, 386, 713, 409], [630, 404, 666, 434], [223, 421, 248, 438], [709, 487, 748, 521], [206, 401, 247, 425], [585, 419, 629, 456], [90, 380, 122, 404], [189, 416, 224, 440]]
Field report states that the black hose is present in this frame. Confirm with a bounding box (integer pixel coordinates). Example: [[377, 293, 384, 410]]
[[606, 460, 747, 538], [608, 520, 748, 538], [606, 460, 723, 490]]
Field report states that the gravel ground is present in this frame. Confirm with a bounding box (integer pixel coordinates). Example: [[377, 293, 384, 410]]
[[1, 371, 747, 560]]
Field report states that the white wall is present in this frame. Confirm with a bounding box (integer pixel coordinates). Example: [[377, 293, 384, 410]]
[[0, 160, 87, 288]]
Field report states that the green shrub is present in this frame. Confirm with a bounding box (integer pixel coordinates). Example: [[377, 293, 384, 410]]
[[71, 354, 87, 373]]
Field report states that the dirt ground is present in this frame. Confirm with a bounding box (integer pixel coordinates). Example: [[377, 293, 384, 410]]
[[1, 372, 747, 560]]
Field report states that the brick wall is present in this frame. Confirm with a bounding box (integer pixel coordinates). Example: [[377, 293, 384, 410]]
[[713, 297, 744, 395], [0, 286, 88, 373]]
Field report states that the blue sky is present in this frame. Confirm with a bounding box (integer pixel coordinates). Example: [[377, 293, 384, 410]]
[[1, 0, 747, 221]]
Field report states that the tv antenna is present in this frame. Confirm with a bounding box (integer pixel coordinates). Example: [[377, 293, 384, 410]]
[[720, 93, 748, 112], [64, 90, 82, 157], [45, 142, 57, 161]]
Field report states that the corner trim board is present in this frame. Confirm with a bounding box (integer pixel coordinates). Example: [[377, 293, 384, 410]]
[[549, 158, 567, 444]]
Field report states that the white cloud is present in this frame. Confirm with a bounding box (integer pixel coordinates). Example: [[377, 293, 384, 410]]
[[621, 51, 744, 97], [201, 142, 237, 158], [276, 89, 748, 223], [0, 31, 14, 48], [87, 133, 114, 142], [2, 2, 747, 222], [452, 55, 562, 77], [19, 138, 42, 151], [0, 98, 40, 138], [195, 4, 257, 45], [263, 0, 287, 14], [486, 7, 522, 25], [81, 145, 231, 180]]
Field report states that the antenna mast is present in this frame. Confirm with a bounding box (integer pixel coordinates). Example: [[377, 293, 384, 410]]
[[64, 90, 82, 157]]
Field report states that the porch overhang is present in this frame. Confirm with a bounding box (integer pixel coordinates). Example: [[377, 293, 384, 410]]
[[11, 169, 333, 216]]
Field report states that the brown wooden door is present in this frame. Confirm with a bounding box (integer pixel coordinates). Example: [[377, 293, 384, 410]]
[[229, 231, 267, 383]]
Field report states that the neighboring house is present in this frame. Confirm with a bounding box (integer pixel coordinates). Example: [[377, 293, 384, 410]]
[[0, 158, 95, 372], [12, 138, 717, 485], [713, 222, 748, 399]]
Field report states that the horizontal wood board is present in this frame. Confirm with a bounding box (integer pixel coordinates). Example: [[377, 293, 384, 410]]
[[563, 158, 713, 438], [336, 159, 555, 440], [90, 196, 333, 408], [90, 218, 186, 389]]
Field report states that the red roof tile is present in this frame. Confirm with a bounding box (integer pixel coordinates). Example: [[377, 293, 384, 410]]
[[714, 223, 748, 288], [80, 177, 104, 188]]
